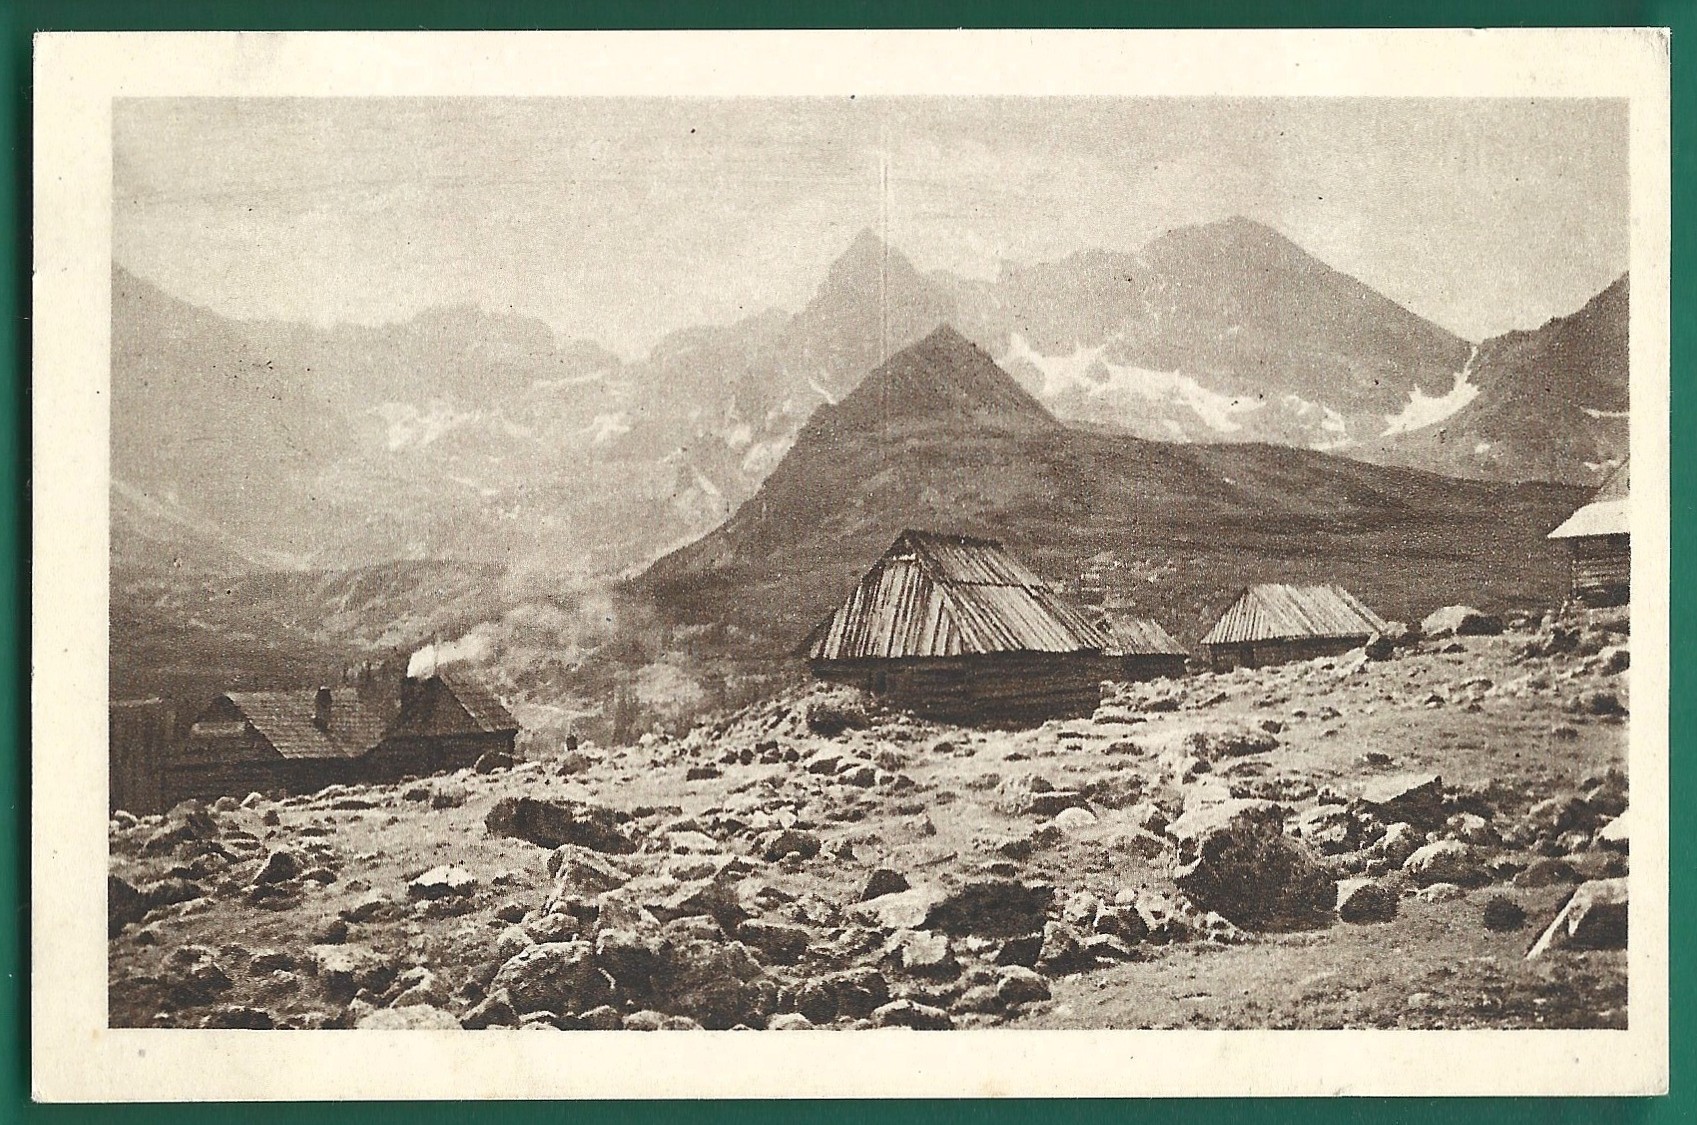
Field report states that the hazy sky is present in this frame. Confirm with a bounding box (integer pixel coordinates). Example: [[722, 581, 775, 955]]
[[114, 97, 1629, 357]]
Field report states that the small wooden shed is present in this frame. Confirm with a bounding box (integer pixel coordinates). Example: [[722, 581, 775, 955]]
[[1200, 583, 1388, 671], [363, 671, 520, 779], [1101, 612, 1191, 681], [1548, 461, 1629, 606], [799, 530, 1120, 724]]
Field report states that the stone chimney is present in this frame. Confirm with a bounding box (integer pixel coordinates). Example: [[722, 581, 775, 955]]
[[313, 686, 333, 732]]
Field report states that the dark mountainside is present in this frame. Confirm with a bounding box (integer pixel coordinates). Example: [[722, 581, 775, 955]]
[[638, 326, 1584, 653], [113, 219, 1599, 587], [1356, 275, 1629, 486]]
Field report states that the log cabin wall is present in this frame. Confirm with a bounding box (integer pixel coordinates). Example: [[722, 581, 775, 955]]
[[109, 699, 175, 815], [1204, 634, 1365, 672], [1570, 534, 1630, 606]]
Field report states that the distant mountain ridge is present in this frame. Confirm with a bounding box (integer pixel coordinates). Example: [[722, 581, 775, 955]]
[[1354, 274, 1629, 486], [637, 328, 1585, 652], [111, 219, 1624, 588]]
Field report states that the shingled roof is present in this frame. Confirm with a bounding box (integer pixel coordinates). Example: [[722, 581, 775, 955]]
[[1102, 614, 1189, 658], [1200, 584, 1388, 647], [800, 530, 1112, 661], [1549, 460, 1629, 540], [435, 671, 520, 734], [220, 688, 388, 760]]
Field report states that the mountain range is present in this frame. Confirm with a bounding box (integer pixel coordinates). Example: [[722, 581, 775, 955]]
[[636, 326, 1585, 652], [111, 218, 1627, 587]]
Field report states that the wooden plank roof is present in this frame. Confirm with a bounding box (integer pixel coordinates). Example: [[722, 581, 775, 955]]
[[1549, 459, 1629, 540], [1103, 614, 1189, 657], [801, 530, 1111, 660], [1199, 584, 1388, 646], [435, 671, 520, 734], [220, 688, 387, 760]]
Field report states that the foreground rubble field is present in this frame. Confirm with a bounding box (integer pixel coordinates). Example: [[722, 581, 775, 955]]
[[109, 609, 1631, 1031]]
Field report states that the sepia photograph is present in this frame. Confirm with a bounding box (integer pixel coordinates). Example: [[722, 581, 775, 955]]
[[32, 29, 1670, 1100]]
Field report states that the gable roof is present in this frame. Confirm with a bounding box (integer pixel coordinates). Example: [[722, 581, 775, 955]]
[[433, 671, 520, 734], [1549, 460, 1629, 540], [220, 688, 388, 760], [801, 530, 1111, 660], [1200, 584, 1388, 646], [1103, 614, 1189, 658]]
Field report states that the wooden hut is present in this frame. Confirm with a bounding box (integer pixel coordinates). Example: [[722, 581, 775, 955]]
[[1548, 461, 1629, 606], [176, 687, 389, 802], [799, 530, 1119, 724], [1101, 612, 1191, 681], [109, 698, 175, 816], [1200, 583, 1388, 671], [173, 669, 519, 802], [362, 671, 519, 779]]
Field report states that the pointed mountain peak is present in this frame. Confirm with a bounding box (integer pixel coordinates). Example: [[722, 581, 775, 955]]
[[810, 323, 1059, 440], [820, 227, 921, 291], [1154, 214, 1305, 259]]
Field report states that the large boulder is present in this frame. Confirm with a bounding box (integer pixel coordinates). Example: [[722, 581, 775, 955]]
[[647, 938, 771, 1029], [546, 844, 634, 893], [491, 941, 615, 1015], [1352, 773, 1446, 831], [923, 880, 1055, 938], [1168, 799, 1336, 928], [1526, 878, 1629, 958], [1421, 605, 1504, 638], [1336, 878, 1398, 924], [307, 944, 398, 1000], [486, 797, 636, 854], [1402, 840, 1490, 888]]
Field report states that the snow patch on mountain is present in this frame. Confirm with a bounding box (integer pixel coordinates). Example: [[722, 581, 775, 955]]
[[1003, 332, 1266, 434], [1382, 346, 1481, 436], [375, 400, 481, 452]]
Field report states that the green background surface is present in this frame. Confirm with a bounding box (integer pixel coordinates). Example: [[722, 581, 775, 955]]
[[3, 1, 1688, 1120]]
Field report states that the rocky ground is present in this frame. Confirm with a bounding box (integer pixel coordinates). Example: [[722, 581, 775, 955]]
[[108, 606, 1632, 1031]]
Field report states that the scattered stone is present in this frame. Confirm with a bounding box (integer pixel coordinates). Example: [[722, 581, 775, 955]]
[[486, 797, 636, 854], [1168, 799, 1336, 928], [860, 868, 910, 902], [893, 929, 957, 977], [871, 998, 954, 1030], [1412, 882, 1468, 904], [1421, 605, 1504, 638], [1336, 878, 1398, 924], [357, 1005, 462, 1030], [461, 989, 517, 1029], [1513, 857, 1580, 889], [995, 965, 1051, 1005], [756, 828, 821, 862], [925, 880, 1055, 938], [492, 941, 615, 1015], [1403, 840, 1490, 888], [339, 892, 394, 923], [252, 848, 303, 886], [1482, 895, 1528, 931], [308, 944, 397, 1000], [546, 844, 633, 893], [737, 918, 811, 964], [1353, 773, 1445, 831], [768, 1012, 815, 1031], [108, 875, 148, 938], [1527, 878, 1629, 958], [1052, 807, 1098, 832], [474, 751, 516, 774], [407, 865, 478, 900]]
